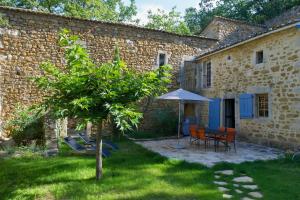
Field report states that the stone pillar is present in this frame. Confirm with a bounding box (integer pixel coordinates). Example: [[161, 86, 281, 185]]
[[44, 114, 68, 156], [86, 122, 92, 136], [56, 118, 68, 138], [44, 114, 58, 156]]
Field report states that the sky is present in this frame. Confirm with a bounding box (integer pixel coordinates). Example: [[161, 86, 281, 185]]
[[123, 0, 201, 24]]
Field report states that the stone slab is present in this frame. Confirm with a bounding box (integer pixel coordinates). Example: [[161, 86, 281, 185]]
[[248, 192, 263, 198], [214, 181, 228, 186], [215, 170, 234, 175], [233, 176, 253, 183], [218, 187, 230, 192], [235, 189, 243, 194], [242, 185, 258, 190], [222, 194, 233, 199]]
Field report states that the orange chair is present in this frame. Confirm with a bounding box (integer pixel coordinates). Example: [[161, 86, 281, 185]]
[[197, 128, 210, 150], [216, 128, 236, 152], [189, 125, 198, 144], [218, 127, 226, 132]]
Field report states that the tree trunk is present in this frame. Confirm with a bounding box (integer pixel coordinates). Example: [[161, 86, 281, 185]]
[[96, 120, 103, 181]]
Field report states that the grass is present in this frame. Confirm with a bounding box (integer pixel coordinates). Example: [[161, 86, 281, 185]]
[[0, 138, 299, 200]]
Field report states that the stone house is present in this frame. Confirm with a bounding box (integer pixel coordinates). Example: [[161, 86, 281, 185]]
[[0, 6, 216, 138], [182, 7, 300, 149], [0, 5, 299, 149]]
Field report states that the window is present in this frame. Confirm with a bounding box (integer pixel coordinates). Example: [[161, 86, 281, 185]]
[[207, 62, 211, 87], [256, 94, 269, 117], [256, 50, 264, 64], [202, 61, 211, 88], [158, 53, 166, 67], [183, 61, 197, 90]]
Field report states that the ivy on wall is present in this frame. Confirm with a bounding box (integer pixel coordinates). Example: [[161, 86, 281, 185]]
[[0, 13, 9, 27]]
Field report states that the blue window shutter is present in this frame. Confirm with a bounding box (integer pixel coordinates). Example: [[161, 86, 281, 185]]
[[209, 98, 221, 129], [240, 94, 254, 119]]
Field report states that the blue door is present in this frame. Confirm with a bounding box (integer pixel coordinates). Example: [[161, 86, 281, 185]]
[[209, 98, 221, 129]]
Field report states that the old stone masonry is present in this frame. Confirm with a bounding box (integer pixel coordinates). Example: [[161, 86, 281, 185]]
[[0, 6, 299, 150], [214, 170, 263, 199]]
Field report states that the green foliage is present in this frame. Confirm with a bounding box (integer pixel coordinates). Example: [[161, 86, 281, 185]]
[[185, 0, 300, 34], [0, 0, 138, 23], [145, 7, 191, 35], [127, 108, 177, 139], [5, 104, 45, 146], [0, 13, 9, 27], [32, 29, 172, 132], [150, 107, 178, 136]]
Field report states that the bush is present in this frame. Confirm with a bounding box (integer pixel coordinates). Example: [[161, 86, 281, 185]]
[[151, 107, 178, 136], [5, 105, 45, 146], [127, 107, 178, 139]]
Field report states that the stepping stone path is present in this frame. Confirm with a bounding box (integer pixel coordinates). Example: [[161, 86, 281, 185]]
[[216, 170, 234, 175], [249, 192, 263, 198], [242, 185, 258, 190], [235, 189, 243, 194], [218, 187, 230, 192], [223, 194, 233, 199], [242, 197, 254, 200], [233, 176, 253, 183], [214, 181, 228, 186], [213, 170, 263, 199]]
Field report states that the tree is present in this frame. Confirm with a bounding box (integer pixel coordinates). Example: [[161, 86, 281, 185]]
[[32, 29, 172, 180], [145, 7, 191, 35], [184, 0, 300, 34], [0, 0, 138, 23]]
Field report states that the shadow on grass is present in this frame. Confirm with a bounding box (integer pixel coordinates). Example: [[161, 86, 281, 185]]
[[0, 139, 221, 200]]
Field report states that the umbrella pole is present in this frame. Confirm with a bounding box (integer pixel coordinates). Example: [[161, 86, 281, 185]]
[[174, 100, 185, 149], [178, 101, 180, 140]]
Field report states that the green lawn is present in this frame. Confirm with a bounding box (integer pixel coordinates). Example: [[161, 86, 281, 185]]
[[0, 138, 299, 200]]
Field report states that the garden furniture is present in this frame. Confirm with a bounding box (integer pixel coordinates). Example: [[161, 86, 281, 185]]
[[205, 128, 227, 152], [64, 136, 111, 157], [196, 128, 211, 150], [215, 128, 237, 152], [78, 132, 119, 150], [189, 125, 199, 144]]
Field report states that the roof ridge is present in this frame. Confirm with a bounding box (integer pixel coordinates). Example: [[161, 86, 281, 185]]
[[0, 6, 218, 41], [196, 19, 299, 60], [214, 16, 266, 28]]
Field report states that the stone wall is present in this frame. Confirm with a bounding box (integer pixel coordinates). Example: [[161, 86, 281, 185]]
[[0, 7, 217, 137], [185, 27, 300, 149], [200, 16, 266, 47]]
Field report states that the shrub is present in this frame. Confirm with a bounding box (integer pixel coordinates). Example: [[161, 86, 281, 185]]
[[5, 105, 45, 146], [150, 107, 178, 136], [128, 107, 178, 139]]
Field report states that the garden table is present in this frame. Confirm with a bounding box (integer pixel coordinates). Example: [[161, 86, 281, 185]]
[[205, 128, 227, 152]]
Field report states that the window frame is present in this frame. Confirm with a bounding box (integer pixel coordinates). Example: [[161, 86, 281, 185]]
[[255, 93, 269, 118], [202, 61, 212, 88], [156, 51, 168, 69], [158, 53, 166, 67], [255, 50, 264, 64]]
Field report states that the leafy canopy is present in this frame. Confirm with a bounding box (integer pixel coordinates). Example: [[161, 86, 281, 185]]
[[185, 0, 300, 34], [0, 0, 138, 23], [33, 29, 172, 131], [145, 7, 191, 35]]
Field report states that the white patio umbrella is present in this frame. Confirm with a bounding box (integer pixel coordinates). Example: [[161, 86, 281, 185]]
[[157, 88, 211, 149]]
